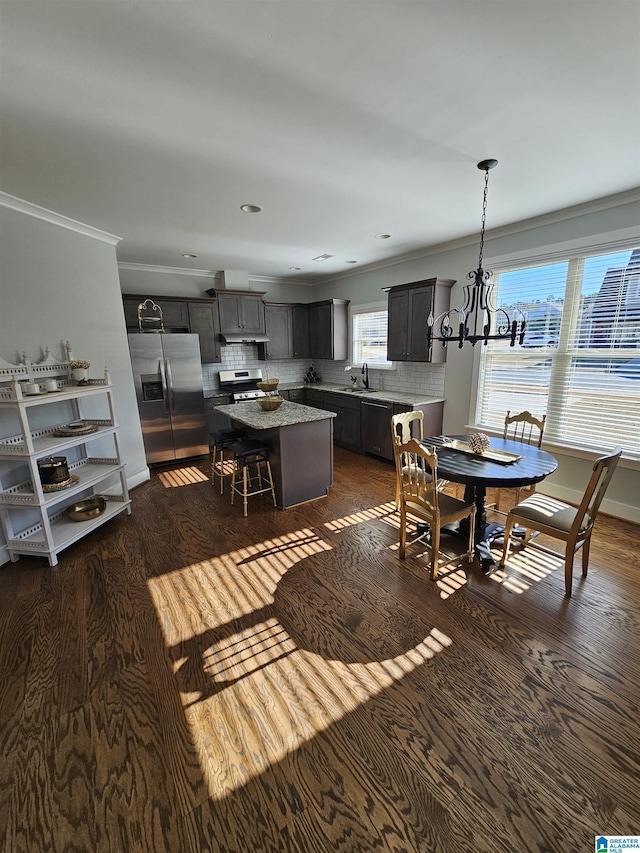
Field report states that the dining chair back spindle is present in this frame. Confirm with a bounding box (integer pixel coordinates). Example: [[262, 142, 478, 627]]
[[500, 446, 622, 596], [391, 412, 448, 509], [493, 410, 547, 512], [395, 439, 476, 579]]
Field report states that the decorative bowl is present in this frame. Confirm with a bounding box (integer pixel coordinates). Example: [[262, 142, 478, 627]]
[[66, 496, 107, 521], [257, 395, 284, 411], [257, 379, 279, 393]]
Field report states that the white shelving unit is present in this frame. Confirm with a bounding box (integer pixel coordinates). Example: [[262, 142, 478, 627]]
[[0, 353, 131, 566]]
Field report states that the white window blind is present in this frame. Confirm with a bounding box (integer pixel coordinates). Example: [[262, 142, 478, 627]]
[[476, 246, 640, 458], [352, 309, 389, 365]]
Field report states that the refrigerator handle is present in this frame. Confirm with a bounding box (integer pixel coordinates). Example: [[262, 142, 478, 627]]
[[165, 358, 175, 412], [159, 358, 170, 413]]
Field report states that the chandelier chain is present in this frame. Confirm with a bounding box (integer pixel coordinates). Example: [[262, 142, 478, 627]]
[[478, 166, 490, 270]]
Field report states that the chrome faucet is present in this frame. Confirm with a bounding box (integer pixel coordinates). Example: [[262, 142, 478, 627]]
[[362, 363, 369, 389]]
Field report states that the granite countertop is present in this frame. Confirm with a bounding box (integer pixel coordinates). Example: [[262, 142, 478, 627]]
[[280, 382, 444, 407], [215, 400, 336, 430]]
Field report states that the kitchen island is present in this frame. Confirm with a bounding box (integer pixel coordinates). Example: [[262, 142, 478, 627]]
[[215, 401, 336, 509]]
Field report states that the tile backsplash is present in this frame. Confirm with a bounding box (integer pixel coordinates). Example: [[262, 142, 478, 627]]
[[201, 345, 445, 398]]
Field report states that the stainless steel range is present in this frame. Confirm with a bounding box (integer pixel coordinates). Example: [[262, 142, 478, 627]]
[[218, 368, 266, 402]]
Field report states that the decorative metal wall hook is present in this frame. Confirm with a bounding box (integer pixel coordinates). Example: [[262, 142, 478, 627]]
[[427, 159, 526, 348]]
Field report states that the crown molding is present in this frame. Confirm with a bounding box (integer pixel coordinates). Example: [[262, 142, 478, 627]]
[[117, 262, 220, 278], [116, 262, 312, 287], [0, 192, 121, 245]]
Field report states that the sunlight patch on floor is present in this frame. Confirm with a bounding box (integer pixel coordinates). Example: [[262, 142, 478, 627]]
[[323, 501, 395, 532], [157, 466, 209, 487], [147, 525, 452, 802], [490, 546, 560, 593], [436, 568, 469, 599]]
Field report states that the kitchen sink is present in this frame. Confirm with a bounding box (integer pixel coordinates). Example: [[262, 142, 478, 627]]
[[340, 387, 376, 393]]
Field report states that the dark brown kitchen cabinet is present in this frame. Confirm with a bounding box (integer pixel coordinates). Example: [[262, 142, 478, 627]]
[[213, 290, 266, 335], [123, 294, 221, 363], [305, 388, 325, 409], [123, 296, 190, 332], [416, 401, 444, 437], [261, 303, 292, 359], [204, 394, 232, 435], [385, 278, 455, 363], [287, 387, 306, 404], [188, 302, 221, 363], [323, 392, 361, 451], [308, 299, 349, 360], [259, 303, 310, 361], [292, 304, 310, 359]]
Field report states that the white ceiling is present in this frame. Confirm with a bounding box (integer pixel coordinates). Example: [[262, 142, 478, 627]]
[[1, 1, 639, 283]]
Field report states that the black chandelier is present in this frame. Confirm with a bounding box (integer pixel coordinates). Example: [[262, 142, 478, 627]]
[[427, 159, 526, 348]]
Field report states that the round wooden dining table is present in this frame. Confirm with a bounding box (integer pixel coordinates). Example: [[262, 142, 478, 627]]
[[421, 434, 558, 570]]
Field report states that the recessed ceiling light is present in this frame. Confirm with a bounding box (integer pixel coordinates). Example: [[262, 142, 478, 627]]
[[289, 266, 301, 271], [312, 254, 334, 262], [345, 260, 358, 264], [182, 253, 198, 258], [240, 204, 262, 213], [375, 233, 391, 240]]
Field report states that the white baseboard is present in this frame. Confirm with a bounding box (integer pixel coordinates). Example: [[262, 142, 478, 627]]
[[128, 467, 151, 491], [539, 483, 640, 525]]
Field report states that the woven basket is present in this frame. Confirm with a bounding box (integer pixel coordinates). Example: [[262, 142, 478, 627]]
[[257, 379, 279, 393], [257, 395, 284, 411]]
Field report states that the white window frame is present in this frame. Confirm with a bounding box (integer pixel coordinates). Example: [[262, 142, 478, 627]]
[[350, 302, 394, 369], [471, 240, 640, 465]]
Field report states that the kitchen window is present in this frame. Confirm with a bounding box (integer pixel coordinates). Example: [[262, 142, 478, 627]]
[[475, 245, 640, 458], [352, 306, 391, 366]]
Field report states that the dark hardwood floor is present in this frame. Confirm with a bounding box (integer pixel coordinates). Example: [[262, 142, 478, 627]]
[[0, 447, 638, 852]]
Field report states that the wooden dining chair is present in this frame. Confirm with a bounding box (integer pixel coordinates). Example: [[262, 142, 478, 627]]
[[391, 412, 449, 509], [396, 439, 476, 579], [500, 446, 621, 597], [391, 411, 424, 509], [493, 410, 546, 512]]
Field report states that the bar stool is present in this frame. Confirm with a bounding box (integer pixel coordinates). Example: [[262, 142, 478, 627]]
[[210, 428, 244, 493], [228, 439, 277, 517]]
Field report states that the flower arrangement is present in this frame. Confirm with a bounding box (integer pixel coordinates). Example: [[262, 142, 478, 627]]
[[68, 359, 90, 370]]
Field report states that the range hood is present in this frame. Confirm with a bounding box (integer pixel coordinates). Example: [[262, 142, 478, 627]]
[[219, 332, 270, 344]]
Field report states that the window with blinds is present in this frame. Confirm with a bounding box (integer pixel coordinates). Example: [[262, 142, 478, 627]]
[[352, 309, 389, 365], [475, 246, 640, 458]]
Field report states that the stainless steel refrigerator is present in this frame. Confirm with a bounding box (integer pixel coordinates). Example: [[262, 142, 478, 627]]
[[128, 333, 209, 465]]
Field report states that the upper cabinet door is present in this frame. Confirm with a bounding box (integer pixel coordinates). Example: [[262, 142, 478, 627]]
[[385, 278, 455, 363], [308, 299, 349, 360], [292, 304, 310, 359], [239, 293, 266, 334], [386, 290, 409, 361], [216, 291, 266, 334], [263, 304, 293, 359], [123, 296, 189, 332], [187, 302, 221, 363]]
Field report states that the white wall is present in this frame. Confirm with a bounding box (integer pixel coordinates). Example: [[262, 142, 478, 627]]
[[0, 200, 149, 564], [312, 192, 640, 522]]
